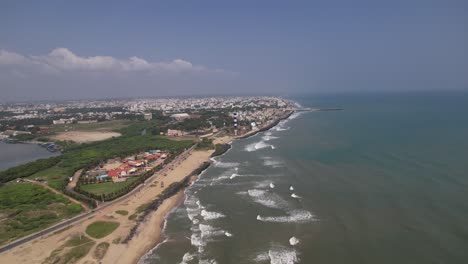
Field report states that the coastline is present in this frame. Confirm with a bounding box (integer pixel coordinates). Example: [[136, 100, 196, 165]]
[[132, 112, 296, 263], [0, 111, 293, 264], [236, 110, 295, 140]]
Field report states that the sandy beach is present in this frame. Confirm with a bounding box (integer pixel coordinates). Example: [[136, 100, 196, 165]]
[[51, 131, 121, 143]]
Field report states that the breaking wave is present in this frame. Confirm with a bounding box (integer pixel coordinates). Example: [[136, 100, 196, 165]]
[[262, 156, 283, 167], [289, 236, 300, 246], [256, 210, 315, 223], [213, 161, 240, 168], [244, 189, 289, 209], [245, 140, 275, 152], [201, 209, 225, 220], [254, 246, 299, 264]]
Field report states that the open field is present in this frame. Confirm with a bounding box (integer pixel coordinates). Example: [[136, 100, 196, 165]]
[[46, 120, 131, 134], [79, 177, 139, 196], [0, 183, 83, 246], [51, 131, 122, 143]]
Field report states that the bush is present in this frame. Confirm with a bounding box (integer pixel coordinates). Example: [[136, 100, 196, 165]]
[[85, 221, 120, 239]]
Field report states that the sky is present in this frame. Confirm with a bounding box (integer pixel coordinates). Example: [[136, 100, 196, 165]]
[[0, 0, 467, 102]]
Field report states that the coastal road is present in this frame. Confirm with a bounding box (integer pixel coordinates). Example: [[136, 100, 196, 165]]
[[0, 144, 197, 254]]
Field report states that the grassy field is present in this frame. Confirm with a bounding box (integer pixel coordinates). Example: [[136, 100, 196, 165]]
[[85, 221, 120, 239], [0, 183, 83, 245], [79, 177, 139, 196], [46, 120, 131, 133]]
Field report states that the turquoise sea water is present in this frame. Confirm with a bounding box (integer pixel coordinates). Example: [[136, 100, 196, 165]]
[[141, 93, 468, 264]]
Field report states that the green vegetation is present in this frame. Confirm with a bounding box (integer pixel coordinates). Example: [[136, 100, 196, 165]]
[[93, 241, 110, 260], [196, 138, 214, 150], [12, 134, 36, 141], [169, 118, 211, 131], [112, 237, 121, 244], [43, 234, 95, 264], [28, 128, 192, 190], [115, 210, 128, 216], [136, 202, 152, 213], [48, 120, 131, 134], [211, 143, 232, 157], [79, 177, 139, 196], [0, 156, 61, 184], [85, 221, 120, 239], [128, 213, 138, 221], [0, 183, 83, 245]]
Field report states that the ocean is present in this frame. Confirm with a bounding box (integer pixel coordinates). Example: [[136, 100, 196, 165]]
[[140, 92, 468, 264], [0, 142, 59, 172]]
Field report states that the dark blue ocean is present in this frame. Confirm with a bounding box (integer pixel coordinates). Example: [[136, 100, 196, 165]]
[[140, 92, 468, 264]]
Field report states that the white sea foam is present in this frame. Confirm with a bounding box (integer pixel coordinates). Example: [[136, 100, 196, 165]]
[[254, 252, 270, 262], [224, 231, 233, 237], [257, 210, 315, 223], [179, 252, 196, 264], [190, 232, 205, 248], [245, 141, 273, 152], [199, 259, 218, 264], [254, 246, 299, 264], [199, 224, 226, 238], [201, 209, 225, 220], [214, 161, 240, 168], [230, 173, 238, 179], [246, 189, 289, 209], [262, 134, 279, 141], [291, 193, 301, 199], [268, 247, 299, 264], [288, 112, 303, 120], [262, 156, 283, 167], [275, 126, 290, 131], [289, 236, 300, 246]]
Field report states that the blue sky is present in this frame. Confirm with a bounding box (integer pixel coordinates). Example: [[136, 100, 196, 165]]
[[1, 0, 467, 101]]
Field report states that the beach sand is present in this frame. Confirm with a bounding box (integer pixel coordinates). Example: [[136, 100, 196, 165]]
[[51, 131, 121, 143]]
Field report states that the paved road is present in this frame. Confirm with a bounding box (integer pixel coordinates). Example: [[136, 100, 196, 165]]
[[0, 145, 196, 254]]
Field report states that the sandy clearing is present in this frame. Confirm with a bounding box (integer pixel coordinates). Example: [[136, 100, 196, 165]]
[[51, 131, 121, 143]]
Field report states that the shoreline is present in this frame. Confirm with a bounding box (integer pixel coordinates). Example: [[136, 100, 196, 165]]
[[0, 112, 294, 264], [131, 111, 296, 263], [235, 110, 295, 140]]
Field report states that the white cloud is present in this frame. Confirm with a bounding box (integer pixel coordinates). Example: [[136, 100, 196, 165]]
[[0, 50, 30, 65], [0, 47, 229, 75]]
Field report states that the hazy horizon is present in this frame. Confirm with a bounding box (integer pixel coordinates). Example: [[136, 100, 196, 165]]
[[1, 0, 467, 101]]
